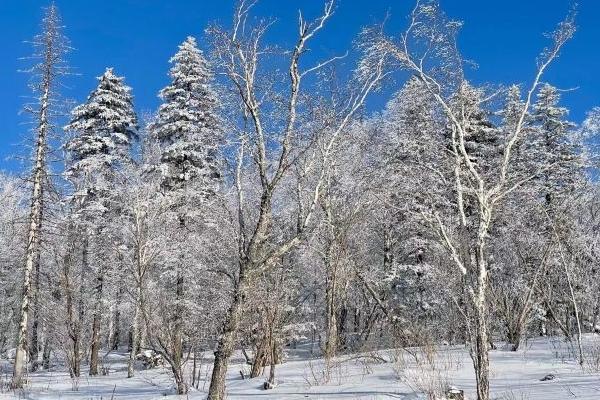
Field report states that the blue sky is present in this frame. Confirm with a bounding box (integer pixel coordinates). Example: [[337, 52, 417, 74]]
[[0, 0, 597, 173]]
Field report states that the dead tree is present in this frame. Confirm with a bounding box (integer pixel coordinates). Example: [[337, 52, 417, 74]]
[[12, 4, 70, 388]]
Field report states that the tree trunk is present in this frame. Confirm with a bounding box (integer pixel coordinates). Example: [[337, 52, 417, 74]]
[[171, 361, 187, 395], [71, 330, 81, 378], [265, 328, 277, 389], [338, 305, 348, 350], [112, 284, 123, 350], [167, 260, 186, 394], [12, 99, 47, 388], [29, 254, 42, 371], [324, 244, 338, 375], [174, 266, 184, 365], [250, 336, 268, 378], [207, 267, 248, 400], [192, 347, 198, 388], [383, 225, 394, 272], [473, 299, 490, 400], [322, 186, 340, 368], [472, 234, 490, 400], [89, 253, 104, 376], [506, 321, 522, 352], [127, 284, 142, 378], [72, 242, 87, 378], [42, 336, 51, 370]]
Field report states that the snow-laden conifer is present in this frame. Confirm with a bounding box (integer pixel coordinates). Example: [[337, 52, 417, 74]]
[[64, 68, 138, 376], [65, 68, 138, 177], [151, 36, 221, 196]]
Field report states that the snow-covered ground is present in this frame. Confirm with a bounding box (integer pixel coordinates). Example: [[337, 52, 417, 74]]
[[1, 336, 600, 399]]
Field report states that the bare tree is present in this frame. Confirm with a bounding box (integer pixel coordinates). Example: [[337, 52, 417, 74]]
[[205, 1, 389, 397], [373, 2, 575, 399], [12, 4, 70, 388]]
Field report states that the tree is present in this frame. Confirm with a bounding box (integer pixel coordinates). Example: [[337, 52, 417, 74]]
[[0, 176, 26, 357], [64, 67, 138, 376], [119, 136, 165, 379], [65, 68, 138, 174], [375, 2, 575, 398], [205, 1, 389, 397], [531, 84, 583, 208], [12, 4, 71, 388], [528, 84, 587, 360], [151, 36, 220, 195], [145, 35, 221, 395]]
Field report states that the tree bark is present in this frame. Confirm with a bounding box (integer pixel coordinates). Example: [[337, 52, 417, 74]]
[[473, 298, 490, 400], [12, 85, 47, 389], [265, 323, 277, 389], [127, 284, 142, 378], [171, 265, 186, 394], [89, 250, 104, 376], [111, 282, 123, 350], [324, 243, 338, 375], [70, 238, 87, 378], [42, 336, 51, 370], [249, 335, 268, 378], [472, 234, 490, 400], [29, 254, 42, 371], [207, 268, 247, 400], [506, 321, 523, 352]]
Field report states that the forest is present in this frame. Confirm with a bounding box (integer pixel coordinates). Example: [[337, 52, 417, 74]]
[[0, 1, 599, 399]]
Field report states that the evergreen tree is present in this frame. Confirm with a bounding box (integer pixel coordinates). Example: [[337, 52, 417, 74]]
[[65, 67, 138, 182], [150, 36, 221, 197], [530, 84, 583, 205], [499, 85, 533, 179], [452, 82, 501, 175], [500, 85, 526, 133], [145, 36, 221, 395], [64, 67, 138, 376]]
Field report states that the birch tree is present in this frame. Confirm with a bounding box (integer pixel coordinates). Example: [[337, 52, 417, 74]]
[[205, 1, 389, 397], [372, 2, 575, 398]]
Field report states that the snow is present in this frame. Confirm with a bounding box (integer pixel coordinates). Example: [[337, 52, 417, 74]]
[[1, 336, 599, 399]]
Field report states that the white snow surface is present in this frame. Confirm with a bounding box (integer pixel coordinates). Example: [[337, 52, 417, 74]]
[[1, 336, 600, 399]]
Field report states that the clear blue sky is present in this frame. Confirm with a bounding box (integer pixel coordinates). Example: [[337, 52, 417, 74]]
[[0, 0, 597, 173]]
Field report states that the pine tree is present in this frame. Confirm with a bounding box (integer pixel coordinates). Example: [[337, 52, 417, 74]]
[[151, 36, 221, 197], [64, 67, 138, 376]]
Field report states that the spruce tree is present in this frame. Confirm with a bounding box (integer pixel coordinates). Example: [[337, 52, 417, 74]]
[[453, 82, 501, 175], [64, 67, 138, 376], [151, 36, 221, 197], [147, 36, 221, 395], [531, 84, 583, 206], [65, 67, 138, 182]]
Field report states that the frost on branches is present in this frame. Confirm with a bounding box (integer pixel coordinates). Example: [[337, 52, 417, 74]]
[[3, 2, 600, 400]]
